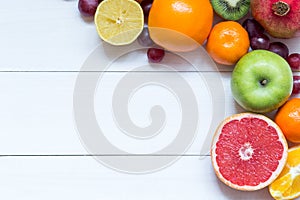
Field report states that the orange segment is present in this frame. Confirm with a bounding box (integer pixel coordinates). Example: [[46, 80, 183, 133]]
[[269, 145, 300, 200], [270, 173, 293, 197]]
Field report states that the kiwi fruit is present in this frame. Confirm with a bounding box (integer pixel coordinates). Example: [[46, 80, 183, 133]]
[[211, 0, 250, 21]]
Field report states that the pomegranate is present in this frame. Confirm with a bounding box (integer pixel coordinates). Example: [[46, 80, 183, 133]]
[[251, 0, 300, 38]]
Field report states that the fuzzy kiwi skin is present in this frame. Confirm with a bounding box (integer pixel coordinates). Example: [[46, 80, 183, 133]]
[[211, 0, 250, 21]]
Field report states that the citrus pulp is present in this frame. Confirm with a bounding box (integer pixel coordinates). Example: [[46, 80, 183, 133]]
[[269, 145, 300, 200], [211, 113, 288, 191], [94, 0, 144, 45]]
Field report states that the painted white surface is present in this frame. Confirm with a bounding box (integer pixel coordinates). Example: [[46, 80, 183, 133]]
[[0, 72, 239, 155], [0, 156, 273, 200], [0, 0, 299, 199]]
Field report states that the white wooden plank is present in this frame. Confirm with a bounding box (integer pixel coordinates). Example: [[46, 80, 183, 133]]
[[0, 0, 299, 71], [0, 0, 99, 71], [0, 156, 274, 200], [0, 71, 239, 154], [0, 71, 298, 155]]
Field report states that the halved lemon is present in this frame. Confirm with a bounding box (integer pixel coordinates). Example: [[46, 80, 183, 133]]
[[269, 145, 300, 200], [94, 0, 144, 45]]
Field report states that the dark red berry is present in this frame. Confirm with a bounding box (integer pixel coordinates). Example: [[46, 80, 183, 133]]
[[78, 0, 101, 17], [293, 76, 300, 94], [287, 53, 300, 70], [250, 34, 270, 50], [141, 0, 153, 19], [268, 42, 289, 59], [242, 19, 265, 38], [147, 48, 165, 63]]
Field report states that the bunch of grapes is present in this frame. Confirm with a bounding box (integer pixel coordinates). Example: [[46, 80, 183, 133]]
[[242, 19, 289, 58], [242, 18, 300, 94]]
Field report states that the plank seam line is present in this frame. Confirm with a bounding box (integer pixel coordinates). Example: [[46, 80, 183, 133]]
[[0, 154, 210, 157], [0, 71, 232, 73]]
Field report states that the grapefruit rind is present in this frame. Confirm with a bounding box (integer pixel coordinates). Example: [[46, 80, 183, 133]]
[[211, 113, 288, 191]]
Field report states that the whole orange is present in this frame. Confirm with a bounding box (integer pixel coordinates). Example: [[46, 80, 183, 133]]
[[206, 21, 250, 65], [148, 0, 213, 52], [275, 98, 300, 143]]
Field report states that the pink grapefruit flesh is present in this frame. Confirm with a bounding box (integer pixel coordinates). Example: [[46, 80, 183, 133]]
[[211, 113, 288, 191]]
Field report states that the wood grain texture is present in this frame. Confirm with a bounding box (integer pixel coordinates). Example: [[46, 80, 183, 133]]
[[0, 156, 273, 200], [0, 72, 243, 155]]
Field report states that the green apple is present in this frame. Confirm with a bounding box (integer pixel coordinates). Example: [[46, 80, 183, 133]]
[[231, 50, 293, 113]]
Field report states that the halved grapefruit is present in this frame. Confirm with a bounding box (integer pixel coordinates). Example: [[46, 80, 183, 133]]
[[211, 113, 288, 191]]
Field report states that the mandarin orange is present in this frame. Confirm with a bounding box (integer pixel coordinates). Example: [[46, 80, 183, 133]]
[[206, 21, 250, 65], [148, 0, 213, 52], [275, 98, 300, 143]]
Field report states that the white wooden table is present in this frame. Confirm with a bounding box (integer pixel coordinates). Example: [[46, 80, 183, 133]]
[[0, 0, 299, 199]]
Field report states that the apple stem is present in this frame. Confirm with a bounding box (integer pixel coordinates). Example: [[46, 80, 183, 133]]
[[272, 1, 290, 16], [260, 79, 268, 86]]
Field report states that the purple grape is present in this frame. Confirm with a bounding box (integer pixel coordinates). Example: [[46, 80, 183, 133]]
[[287, 53, 300, 70], [147, 48, 165, 63], [250, 34, 270, 50], [268, 42, 289, 59], [138, 27, 154, 47], [78, 0, 101, 17], [242, 18, 265, 38], [141, 0, 153, 19], [292, 76, 300, 94]]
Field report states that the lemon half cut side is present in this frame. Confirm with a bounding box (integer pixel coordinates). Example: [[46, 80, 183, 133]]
[[95, 0, 144, 46]]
